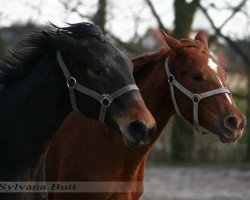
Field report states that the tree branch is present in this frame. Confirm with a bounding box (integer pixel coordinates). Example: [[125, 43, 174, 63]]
[[219, 0, 247, 29], [198, 2, 250, 68], [58, 0, 91, 20], [107, 33, 143, 55], [145, 0, 166, 30]]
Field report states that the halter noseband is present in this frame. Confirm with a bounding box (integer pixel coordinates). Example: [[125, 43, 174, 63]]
[[165, 57, 231, 133], [57, 51, 139, 123]]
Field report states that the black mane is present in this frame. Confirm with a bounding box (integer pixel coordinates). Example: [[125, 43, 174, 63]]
[[0, 22, 104, 85], [54, 22, 104, 39]]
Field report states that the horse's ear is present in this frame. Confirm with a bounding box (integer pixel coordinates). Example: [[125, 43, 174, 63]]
[[160, 30, 181, 51], [195, 31, 209, 50]]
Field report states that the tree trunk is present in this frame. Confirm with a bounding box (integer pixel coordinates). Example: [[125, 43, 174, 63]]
[[92, 0, 107, 34], [197, 2, 250, 162], [246, 70, 250, 161], [173, 0, 199, 39], [170, 0, 200, 162], [171, 117, 195, 162]]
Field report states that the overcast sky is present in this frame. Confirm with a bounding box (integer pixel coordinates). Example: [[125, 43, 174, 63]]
[[0, 0, 249, 41]]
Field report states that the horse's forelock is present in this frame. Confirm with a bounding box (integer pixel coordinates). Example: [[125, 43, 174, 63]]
[[178, 39, 209, 55], [171, 39, 210, 69]]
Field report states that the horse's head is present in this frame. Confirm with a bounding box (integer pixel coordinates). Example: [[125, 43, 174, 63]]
[[161, 30, 246, 143], [50, 23, 156, 147]]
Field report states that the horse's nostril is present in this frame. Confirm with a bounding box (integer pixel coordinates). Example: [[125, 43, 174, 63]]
[[128, 121, 147, 140], [147, 126, 156, 138], [240, 115, 246, 129], [224, 116, 238, 130]]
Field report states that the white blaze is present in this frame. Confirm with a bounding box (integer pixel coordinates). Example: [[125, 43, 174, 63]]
[[208, 58, 218, 73], [225, 93, 233, 105], [207, 58, 233, 105], [218, 77, 224, 87]]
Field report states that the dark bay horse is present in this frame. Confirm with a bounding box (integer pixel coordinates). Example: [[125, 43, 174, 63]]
[[46, 31, 246, 200], [0, 22, 156, 199]]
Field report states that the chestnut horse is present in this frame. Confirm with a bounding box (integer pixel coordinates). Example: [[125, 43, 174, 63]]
[[46, 31, 246, 200]]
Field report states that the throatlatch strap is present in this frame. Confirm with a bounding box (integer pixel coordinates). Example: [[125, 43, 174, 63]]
[[169, 83, 185, 121], [57, 51, 139, 124], [69, 89, 80, 114], [57, 51, 71, 79]]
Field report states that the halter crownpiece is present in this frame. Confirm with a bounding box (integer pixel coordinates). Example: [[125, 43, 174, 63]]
[[57, 51, 139, 123], [165, 57, 231, 133]]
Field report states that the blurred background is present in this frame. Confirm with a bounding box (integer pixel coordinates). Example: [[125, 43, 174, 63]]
[[0, 0, 250, 199]]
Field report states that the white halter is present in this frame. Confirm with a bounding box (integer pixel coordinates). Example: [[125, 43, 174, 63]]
[[165, 57, 231, 133], [57, 51, 139, 123]]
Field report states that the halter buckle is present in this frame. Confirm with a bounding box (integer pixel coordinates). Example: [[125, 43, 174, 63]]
[[67, 77, 77, 89], [168, 75, 174, 83], [100, 94, 113, 108], [193, 94, 201, 103]]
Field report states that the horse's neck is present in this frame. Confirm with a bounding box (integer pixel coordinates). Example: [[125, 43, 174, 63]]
[[120, 61, 174, 179], [139, 64, 174, 144], [0, 56, 71, 181]]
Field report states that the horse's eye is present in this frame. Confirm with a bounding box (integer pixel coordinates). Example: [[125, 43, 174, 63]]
[[192, 73, 202, 81], [92, 67, 104, 76]]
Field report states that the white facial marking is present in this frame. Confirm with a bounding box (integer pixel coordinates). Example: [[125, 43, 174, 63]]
[[225, 93, 233, 105], [215, 70, 232, 105], [207, 58, 232, 105], [218, 75, 233, 105], [208, 58, 218, 73], [217, 77, 224, 87]]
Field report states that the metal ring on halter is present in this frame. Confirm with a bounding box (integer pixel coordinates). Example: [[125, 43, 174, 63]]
[[67, 77, 77, 89], [193, 94, 201, 103], [57, 51, 139, 123], [100, 94, 113, 108], [168, 75, 175, 83]]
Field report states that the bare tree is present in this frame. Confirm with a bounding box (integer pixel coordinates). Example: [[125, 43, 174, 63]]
[[170, 0, 203, 162], [144, 0, 199, 162], [197, 0, 250, 161], [92, 0, 107, 33], [173, 0, 200, 39], [145, 0, 165, 30], [145, 0, 249, 162]]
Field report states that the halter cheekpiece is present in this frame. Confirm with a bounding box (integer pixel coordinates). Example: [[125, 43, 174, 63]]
[[57, 51, 139, 123], [165, 57, 231, 133]]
